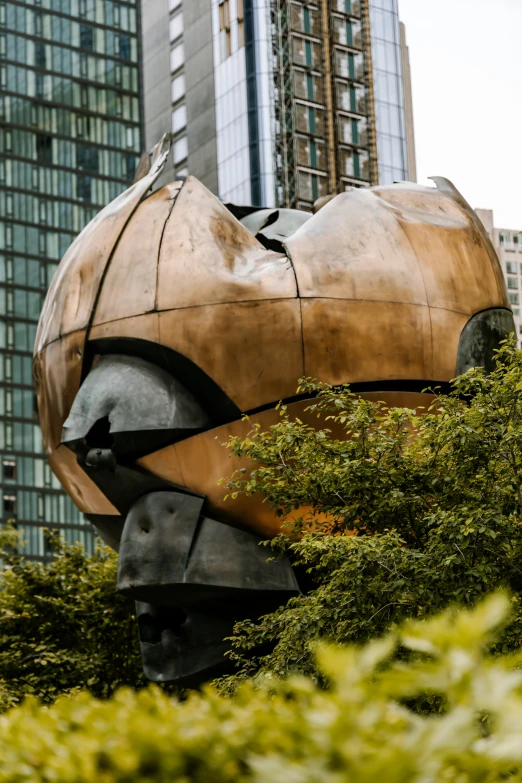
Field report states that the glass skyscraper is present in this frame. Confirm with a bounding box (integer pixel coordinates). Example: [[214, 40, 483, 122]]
[[141, 0, 416, 210], [0, 0, 141, 559]]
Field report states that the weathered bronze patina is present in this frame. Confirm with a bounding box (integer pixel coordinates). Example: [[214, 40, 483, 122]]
[[34, 136, 514, 683]]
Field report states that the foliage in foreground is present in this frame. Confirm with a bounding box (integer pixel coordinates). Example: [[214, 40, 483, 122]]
[[2, 595, 522, 782], [0, 533, 143, 711], [221, 339, 522, 686]]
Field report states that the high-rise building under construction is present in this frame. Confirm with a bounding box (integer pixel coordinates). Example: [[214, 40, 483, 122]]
[[141, 0, 416, 209]]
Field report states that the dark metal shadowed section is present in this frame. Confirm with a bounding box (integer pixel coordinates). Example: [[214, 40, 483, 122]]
[[456, 308, 516, 376], [116, 490, 299, 684], [61, 354, 209, 460], [85, 337, 242, 426], [116, 491, 299, 606]]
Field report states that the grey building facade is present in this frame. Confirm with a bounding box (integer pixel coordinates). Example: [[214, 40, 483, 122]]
[[141, 0, 416, 208], [0, 0, 142, 558]]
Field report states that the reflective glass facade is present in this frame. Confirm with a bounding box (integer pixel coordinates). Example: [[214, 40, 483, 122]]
[[206, 0, 412, 210], [169, 0, 188, 177], [0, 0, 141, 559], [369, 0, 408, 183], [212, 0, 251, 203]]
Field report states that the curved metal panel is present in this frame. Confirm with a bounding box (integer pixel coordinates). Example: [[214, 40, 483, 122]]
[[286, 181, 509, 317], [157, 300, 304, 411], [284, 187, 428, 305], [301, 299, 433, 386], [156, 177, 297, 311], [429, 308, 470, 381], [376, 180, 509, 314], [137, 393, 436, 539], [34, 135, 172, 354], [92, 182, 182, 326], [48, 445, 119, 516], [62, 354, 209, 455], [34, 330, 86, 452], [137, 401, 332, 538], [88, 300, 304, 413]]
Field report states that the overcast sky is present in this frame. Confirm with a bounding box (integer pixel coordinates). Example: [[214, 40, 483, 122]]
[[398, 0, 522, 229]]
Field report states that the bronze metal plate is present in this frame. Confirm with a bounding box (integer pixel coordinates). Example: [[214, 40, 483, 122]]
[[92, 183, 182, 326], [156, 177, 297, 311]]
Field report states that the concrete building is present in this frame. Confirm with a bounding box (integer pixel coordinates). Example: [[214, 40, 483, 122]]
[[475, 209, 522, 345], [141, 0, 417, 209], [0, 0, 142, 558]]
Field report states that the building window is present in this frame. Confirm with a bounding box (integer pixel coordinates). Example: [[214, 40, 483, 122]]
[[507, 277, 519, 290], [294, 71, 324, 103], [298, 170, 328, 203], [119, 34, 131, 60], [169, 13, 183, 42], [338, 116, 365, 146], [513, 307, 520, 316], [170, 42, 184, 72], [296, 137, 326, 170], [290, 5, 320, 36], [2, 460, 16, 481], [334, 0, 360, 13], [125, 154, 137, 180], [219, 0, 231, 59], [3, 494, 17, 515], [339, 147, 369, 180], [80, 24, 94, 51], [169, 0, 182, 8], [77, 143, 99, 172], [173, 136, 188, 164], [509, 292, 520, 306], [171, 73, 185, 102], [35, 72, 45, 98], [171, 104, 187, 134], [506, 262, 517, 274], [77, 174, 92, 202], [292, 35, 320, 68], [35, 41, 46, 68], [295, 103, 325, 136]]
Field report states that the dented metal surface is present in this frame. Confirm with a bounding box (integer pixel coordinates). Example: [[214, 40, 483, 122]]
[[35, 173, 514, 526], [34, 165, 515, 684]]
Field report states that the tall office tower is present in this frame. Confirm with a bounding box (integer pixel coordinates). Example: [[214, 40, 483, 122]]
[[141, 0, 416, 209], [0, 0, 142, 559], [475, 209, 522, 346]]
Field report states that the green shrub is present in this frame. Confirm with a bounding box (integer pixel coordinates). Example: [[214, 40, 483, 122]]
[[1, 594, 522, 782], [221, 338, 522, 685], [0, 535, 144, 710]]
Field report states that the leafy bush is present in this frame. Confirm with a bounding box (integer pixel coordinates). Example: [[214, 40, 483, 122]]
[[221, 339, 522, 685], [1, 594, 522, 782], [0, 534, 144, 711]]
